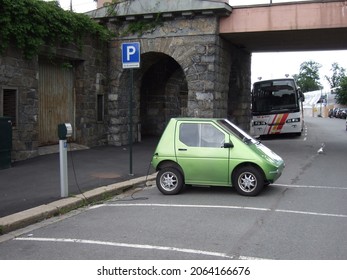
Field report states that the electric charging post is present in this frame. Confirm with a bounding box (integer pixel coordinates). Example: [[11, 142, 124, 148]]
[[121, 42, 141, 175], [58, 123, 73, 197]]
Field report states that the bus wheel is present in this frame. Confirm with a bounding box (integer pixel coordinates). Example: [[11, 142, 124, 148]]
[[232, 166, 264, 196]]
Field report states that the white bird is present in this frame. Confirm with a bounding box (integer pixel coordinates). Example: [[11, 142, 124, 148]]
[[317, 143, 325, 154]]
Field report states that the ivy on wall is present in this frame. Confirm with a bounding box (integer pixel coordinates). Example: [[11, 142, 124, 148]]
[[0, 0, 111, 59], [124, 14, 163, 36], [104, 0, 163, 36]]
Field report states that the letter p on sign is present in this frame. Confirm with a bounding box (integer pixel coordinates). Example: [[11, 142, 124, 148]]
[[122, 42, 140, 69]]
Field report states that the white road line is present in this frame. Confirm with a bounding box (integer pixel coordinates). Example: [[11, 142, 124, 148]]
[[99, 203, 271, 212], [14, 237, 266, 260], [274, 183, 347, 190], [91, 203, 272, 212], [99, 203, 347, 218], [275, 209, 347, 218]]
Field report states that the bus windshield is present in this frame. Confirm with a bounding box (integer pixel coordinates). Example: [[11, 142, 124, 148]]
[[252, 79, 299, 115]]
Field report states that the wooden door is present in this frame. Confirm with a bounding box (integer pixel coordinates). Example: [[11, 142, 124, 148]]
[[39, 61, 74, 145]]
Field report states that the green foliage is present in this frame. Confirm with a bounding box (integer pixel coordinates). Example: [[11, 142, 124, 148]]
[[124, 14, 163, 36], [335, 76, 347, 105], [325, 62, 346, 89], [103, 0, 162, 36], [0, 0, 111, 59], [294, 60, 322, 92], [104, 0, 123, 16]]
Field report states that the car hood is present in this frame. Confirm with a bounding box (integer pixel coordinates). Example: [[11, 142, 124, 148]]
[[250, 142, 284, 166]]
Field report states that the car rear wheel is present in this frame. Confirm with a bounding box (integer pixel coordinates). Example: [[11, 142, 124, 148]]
[[232, 166, 264, 196], [156, 167, 184, 195]]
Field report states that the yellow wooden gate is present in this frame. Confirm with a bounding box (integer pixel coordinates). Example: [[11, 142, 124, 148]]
[[38, 60, 74, 145]]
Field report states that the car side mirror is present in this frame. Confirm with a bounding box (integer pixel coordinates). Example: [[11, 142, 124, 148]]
[[223, 142, 234, 148]]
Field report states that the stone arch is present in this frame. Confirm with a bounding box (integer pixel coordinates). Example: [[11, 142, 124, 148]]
[[108, 33, 239, 145], [140, 52, 187, 137], [108, 47, 188, 145], [140, 36, 228, 120]]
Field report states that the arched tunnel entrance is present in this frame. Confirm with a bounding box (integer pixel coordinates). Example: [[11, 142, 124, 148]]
[[140, 52, 188, 138]]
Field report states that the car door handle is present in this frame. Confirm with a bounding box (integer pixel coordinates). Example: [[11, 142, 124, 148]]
[[178, 148, 187, 151]]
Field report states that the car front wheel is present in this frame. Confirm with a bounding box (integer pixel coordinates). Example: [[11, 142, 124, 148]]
[[232, 166, 264, 196], [156, 167, 184, 195]]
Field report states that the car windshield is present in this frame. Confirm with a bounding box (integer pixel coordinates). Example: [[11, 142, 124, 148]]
[[217, 119, 258, 145]]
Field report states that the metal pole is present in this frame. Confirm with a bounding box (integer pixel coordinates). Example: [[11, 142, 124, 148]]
[[129, 69, 133, 175], [59, 139, 68, 197], [320, 89, 322, 117]]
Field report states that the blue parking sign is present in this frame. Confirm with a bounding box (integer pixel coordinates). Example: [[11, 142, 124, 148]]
[[122, 42, 140, 69]]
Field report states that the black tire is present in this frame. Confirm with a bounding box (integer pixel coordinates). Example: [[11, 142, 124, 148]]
[[232, 165, 264, 196], [156, 167, 184, 195]]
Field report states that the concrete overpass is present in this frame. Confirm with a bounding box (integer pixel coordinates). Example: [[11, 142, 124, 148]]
[[220, 0, 347, 52]]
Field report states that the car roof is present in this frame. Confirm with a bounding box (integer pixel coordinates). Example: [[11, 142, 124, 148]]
[[171, 117, 225, 121], [171, 117, 226, 122], [253, 78, 295, 84]]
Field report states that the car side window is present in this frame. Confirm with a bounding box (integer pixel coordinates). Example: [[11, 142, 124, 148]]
[[179, 123, 199, 146], [179, 123, 225, 148], [200, 124, 225, 147]]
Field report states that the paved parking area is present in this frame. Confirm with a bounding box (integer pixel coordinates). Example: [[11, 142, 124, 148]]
[[1, 182, 347, 260]]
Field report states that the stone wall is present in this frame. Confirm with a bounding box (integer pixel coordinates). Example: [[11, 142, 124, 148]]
[[1, 6, 252, 160], [0, 39, 109, 161], [106, 15, 253, 145], [73, 39, 109, 148], [225, 41, 252, 131], [0, 48, 39, 161]]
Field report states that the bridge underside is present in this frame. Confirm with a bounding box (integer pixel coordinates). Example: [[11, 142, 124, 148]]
[[221, 27, 347, 52], [220, 1, 347, 52]]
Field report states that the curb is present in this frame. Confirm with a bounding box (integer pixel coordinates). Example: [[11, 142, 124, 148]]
[[0, 174, 157, 235]]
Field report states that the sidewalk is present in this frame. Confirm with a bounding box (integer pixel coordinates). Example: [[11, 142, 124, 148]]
[[0, 138, 158, 234]]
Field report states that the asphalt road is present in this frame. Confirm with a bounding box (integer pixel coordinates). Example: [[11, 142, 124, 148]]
[[0, 117, 346, 260]]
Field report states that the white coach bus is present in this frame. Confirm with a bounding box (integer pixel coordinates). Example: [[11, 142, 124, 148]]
[[251, 78, 305, 136]]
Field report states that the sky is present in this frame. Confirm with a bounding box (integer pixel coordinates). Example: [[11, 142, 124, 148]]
[[53, 0, 347, 90], [53, 0, 97, 12]]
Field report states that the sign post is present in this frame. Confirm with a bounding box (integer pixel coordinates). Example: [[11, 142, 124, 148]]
[[121, 42, 140, 175]]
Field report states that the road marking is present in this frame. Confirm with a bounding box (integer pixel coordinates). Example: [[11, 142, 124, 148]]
[[303, 125, 308, 141], [275, 183, 347, 190], [99, 203, 347, 218], [14, 237, 266, 260], [275, 209, 347, 218]]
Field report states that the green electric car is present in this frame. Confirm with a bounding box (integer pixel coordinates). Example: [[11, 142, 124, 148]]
[[151, 118, 285, 196]]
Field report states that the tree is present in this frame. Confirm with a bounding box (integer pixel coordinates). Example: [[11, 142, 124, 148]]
[[295, 60, 322, 92], [325, 62, 346, 89], [335, 76, 347, 105]]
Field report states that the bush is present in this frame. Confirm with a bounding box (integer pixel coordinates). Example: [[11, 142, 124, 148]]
[[0, 0, 111, 59]]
